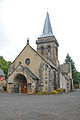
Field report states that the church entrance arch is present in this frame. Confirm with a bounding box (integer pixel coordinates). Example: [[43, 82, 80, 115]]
[[14, 74, 27, 94]]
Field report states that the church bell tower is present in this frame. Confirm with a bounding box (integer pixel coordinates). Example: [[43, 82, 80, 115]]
[[36, 12, 59, 66]]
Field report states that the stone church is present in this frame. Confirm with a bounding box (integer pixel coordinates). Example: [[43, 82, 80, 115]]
[[7, 12, 73, 94]]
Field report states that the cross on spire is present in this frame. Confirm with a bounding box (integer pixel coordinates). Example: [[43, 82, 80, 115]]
[[27, 38, 29, 45]]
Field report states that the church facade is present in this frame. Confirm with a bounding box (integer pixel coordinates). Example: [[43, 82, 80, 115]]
[[7, 12, 73, 94]]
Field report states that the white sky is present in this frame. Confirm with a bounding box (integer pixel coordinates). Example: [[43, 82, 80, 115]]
[[0, 0, 80, 71]]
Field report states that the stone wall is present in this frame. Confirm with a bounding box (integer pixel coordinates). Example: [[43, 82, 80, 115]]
[[36, 36, 59, 67], [38, 61, 58, 92], [59, 72, 71, 92]]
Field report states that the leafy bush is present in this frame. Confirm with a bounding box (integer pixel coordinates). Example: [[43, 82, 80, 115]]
[[37, 90, 59, 95], [52, 90, 59, 94], [0, 56, 12, 79], [56, 88, 64, 92], [37, 88, 64, 95]]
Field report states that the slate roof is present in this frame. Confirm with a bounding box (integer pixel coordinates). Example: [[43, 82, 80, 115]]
[[39, 12, 54, 38], [23, 66, 39, 80], [0, 69, 5, 76], [60, 63, 70, 73]]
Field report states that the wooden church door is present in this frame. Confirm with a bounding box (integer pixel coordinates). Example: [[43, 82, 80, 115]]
[[23, 81, 27, 94]]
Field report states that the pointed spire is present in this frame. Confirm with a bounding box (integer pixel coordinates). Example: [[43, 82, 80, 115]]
[[39, 12, 53, 38]]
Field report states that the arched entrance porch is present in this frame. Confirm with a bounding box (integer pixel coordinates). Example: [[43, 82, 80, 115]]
[[14, 74, 27, 94]]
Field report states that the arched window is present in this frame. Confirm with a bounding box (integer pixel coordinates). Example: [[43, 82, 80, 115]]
[[41, 46, 44, 55], [48, 46, 51, 53], [47, 45, 51, 57]]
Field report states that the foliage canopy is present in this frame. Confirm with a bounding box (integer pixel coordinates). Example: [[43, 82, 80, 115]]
[[0, 56, 12, 79]]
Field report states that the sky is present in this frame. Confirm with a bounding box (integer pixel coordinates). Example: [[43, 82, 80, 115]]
[[0, 0, 80, 71]]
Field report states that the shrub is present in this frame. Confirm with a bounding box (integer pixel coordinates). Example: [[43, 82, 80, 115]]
[[56, 88, 64, 92], [52, 90, 59, 94], [37, 89, 64, 95], [37, 91, 43, 95]]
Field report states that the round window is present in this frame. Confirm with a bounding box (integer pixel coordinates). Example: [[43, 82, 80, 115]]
[[25, 58, 30, 65]]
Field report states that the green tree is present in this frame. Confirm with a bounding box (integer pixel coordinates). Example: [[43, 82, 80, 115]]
[[0, 56, 12, 79], [73, 72, 80, 84]]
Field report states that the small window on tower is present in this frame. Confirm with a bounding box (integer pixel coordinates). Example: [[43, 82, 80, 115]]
[[41, 46, 44, 55], [48, 46, 51, 53], [47, 45, 51, 57]]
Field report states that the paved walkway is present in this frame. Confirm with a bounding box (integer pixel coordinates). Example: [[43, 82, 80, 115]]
[[0, 89, 80, 120]]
